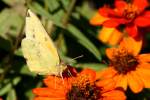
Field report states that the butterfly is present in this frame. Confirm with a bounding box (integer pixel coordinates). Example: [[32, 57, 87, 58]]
[[21, 9, 67, 76]]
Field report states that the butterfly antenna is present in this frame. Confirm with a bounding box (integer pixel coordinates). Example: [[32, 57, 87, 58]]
[[66, 55, 84, 77], [102, 60, 108, 65], [72, 55, 84, 60], [60, 72, 64, 84]]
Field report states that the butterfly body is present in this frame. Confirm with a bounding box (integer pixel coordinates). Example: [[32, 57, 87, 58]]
[[21, 9, 67, 76]]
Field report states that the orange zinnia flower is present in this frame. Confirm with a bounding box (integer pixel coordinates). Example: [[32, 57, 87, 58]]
[[97, 36, 150, 93], [90, 0, 150, 38], [98, 27, 123, 45], [33, 69, 126, 100]]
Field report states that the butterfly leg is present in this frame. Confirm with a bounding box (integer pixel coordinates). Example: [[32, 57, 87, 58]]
[[60, 72, 64, 84], [67, 69, 73, 77], [54, 75, 57, 89]]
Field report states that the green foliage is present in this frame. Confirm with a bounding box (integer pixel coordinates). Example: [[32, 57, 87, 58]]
[[0, 0, 104, 99], [6, 89, 17, 100], [0, 0, 149, 100], [67, 24, 101, 61]]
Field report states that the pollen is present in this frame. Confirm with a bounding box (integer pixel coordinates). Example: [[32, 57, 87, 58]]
[[67, 75, 100, 99], [123, 4, 139, 20], [110, 47, 138, 74], [73, 75, 91, 89]]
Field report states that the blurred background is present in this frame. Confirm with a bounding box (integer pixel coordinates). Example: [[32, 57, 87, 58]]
[[0, 0, 150, 100]]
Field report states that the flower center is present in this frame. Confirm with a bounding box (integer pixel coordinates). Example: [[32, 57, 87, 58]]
[[123, 4, 139, 21], [67, 75, 100, 100], [110, 48, 138, 74]]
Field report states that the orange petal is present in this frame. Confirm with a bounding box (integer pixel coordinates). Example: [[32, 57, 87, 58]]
[[44, 76, 57, 87], [34, 97, 66, 100], [136, 68, 150, 88], [133, 0, 148, 12], [96, 78, 116, 91], [102, 90, 126, 100], [120, 37, 142, 56], [44, 76, 70, 90], [116, 75, 127, 91], [137, 66, 150, 74], [34, 97, 52, 100], [107, 29, 123, 45], [127, 71, 144, 93], [115, 0, 127, 14], [106, 48, 117, 60], [96, 78, 113, 87], [90, 12, 108, 26], [80, 69, 96, 81], [102, 97, 126, 100], [98, 27, 115, 43], [103, 19, 121, 27], [125, 24, 138, 38], [33, 88, 53, 96], [138, 54, 150, 63], [96, 67, 117, 79], [137, 63, 150, 69], [135, 16, 150, 27], [33, 88, 66, 97]]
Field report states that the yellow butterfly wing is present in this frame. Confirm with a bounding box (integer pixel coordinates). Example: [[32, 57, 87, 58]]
[[25, 9, 58, 59], [21, 9, 66, 75]]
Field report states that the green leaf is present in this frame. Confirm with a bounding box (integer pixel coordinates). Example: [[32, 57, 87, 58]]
[[8, 11, 24, 38], [29, 2, 53, 19], [67, 24, 101, 61], [59, 0, 70, 10], [25, 90, 34, 100], [29, 2, 63, 27], [0, 37, 11, 51], [0, 9, 24, 51], [20, 65, 36, 76], [76, 63, 107, 71], [2, 0, 25, 6], [52, 9, 64, 26], [0, 82, 11, 96], [6, 89, 16, 100], [45, 0, 59, 12], [76, 1, 95, 19], [56, 34, 67, 55], [12, 76, 21, 84], [0, 8, 24, 39], [0, 9, 12, 39], [0, 77, 21, 95], [0, 66, 4, 73], [14, 48, 23, 56]]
